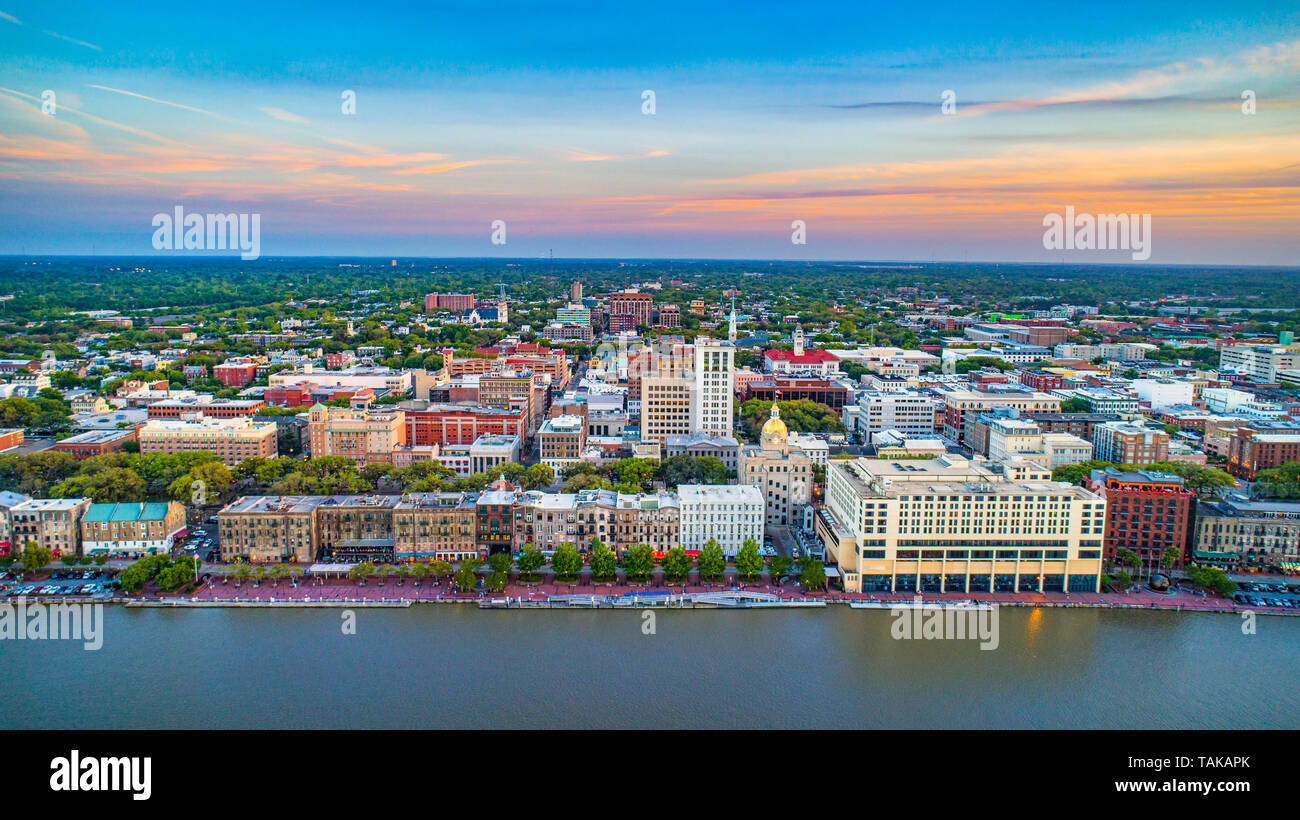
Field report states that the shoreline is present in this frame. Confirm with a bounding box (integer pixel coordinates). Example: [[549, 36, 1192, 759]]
[[11, 590, 1293, 616]]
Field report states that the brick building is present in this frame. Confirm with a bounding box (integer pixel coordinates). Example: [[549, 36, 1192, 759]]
[[1084, 469, 1195, 569]]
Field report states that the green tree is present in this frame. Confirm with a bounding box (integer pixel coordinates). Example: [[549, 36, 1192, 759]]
[[454, 559, 480, 591], [767, 554, 791, 583], [662, 546, 691, 582], [589, 540, 617, 582], [735, 538, 763, 580], [551, 543, 583, 581], [487, 551, 513, 575], [622, 543, 655, 582], [697, 540, 725, 582], [523, 462, 554, 489], [348, 562, 376, 584], [800, 557, 826, 590], [426, 560, 453, 582], [21, 541, 51, 575], [486, 571, 508, 593], [517, 546, 544, 579]]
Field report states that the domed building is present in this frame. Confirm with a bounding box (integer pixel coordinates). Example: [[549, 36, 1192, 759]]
[[739, 403, 815, 529], [760, 403, 790, 453]]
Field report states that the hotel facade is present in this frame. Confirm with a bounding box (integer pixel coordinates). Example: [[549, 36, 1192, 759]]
[[816, 455, 1106, 594]]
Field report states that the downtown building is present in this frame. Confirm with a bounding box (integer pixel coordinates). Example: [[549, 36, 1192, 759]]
[[218, 493, 479, 564], [843, 390, 939, 445], [678, 484, 764, 557], [80, 501, 188, 556], [737, 405, 814, 529], [512, 488, 681, 556], [816, 455, 1106, 594], [1092, 421, 1170, 466], [1083, 468, 1194, 569], [8, 497, 92, 557], [941, 389, 1062, 445], [1218, 344, 1300, 383], [139, 415, 278, 466], [1193, 494, 1300, 569]]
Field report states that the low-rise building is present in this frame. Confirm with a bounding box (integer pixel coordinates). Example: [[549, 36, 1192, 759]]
[[8, 497, 92, 557], [1194, 495, 1300, 568], [52, 428, 137, 459], [80, 501, 187, 556]]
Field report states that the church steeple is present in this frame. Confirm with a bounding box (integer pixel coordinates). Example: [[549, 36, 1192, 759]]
[[728, 297, 737, 343]]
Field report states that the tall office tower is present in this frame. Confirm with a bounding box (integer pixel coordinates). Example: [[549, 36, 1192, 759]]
[[570, 281, 583, 302], [692, 336, 735, 437]]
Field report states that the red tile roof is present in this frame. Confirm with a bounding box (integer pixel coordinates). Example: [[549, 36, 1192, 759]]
[[763, 349, 838, 364]]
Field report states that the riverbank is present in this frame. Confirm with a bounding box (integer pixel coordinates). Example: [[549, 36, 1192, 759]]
[[77, 576, 1298, 615]]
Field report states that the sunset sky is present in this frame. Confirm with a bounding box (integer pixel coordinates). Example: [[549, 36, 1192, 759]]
[[1, 0, 1298, 263]]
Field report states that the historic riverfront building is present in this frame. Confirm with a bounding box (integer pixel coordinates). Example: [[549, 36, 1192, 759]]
[[218, 493, 478, 563]]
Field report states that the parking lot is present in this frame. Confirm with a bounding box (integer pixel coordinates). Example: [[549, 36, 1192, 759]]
[[175, 524, 219, 563], [0, 568, 117, 599], [1231, 580, 1300, 611]]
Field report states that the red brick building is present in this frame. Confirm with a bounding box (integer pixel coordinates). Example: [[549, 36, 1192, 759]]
[[610, 292, 654, 328], [1226, 427, 1300, 479], [1019, 371, 1065, 392], [742, 376, 850, 409], [147, 398, 265, 419], [265, 382, 318, 408], [424, 293, 477, 312], [214, 361, 260, 387], [404, 404, 529, 447], [52, 428, 137, 459], [1085, 468, 1195, 569]]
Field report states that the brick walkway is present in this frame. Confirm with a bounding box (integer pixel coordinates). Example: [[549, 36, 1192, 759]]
[[160, 577, 1298, 614]]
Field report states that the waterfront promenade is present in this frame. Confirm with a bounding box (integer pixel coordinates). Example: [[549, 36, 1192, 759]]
[[164, 575, 1276, 615]]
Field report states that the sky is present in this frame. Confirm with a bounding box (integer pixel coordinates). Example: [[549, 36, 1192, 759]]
[[0, 0, 1298, 264]]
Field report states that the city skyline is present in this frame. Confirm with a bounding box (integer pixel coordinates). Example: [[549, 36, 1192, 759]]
[[1, 1, 1298, 263]]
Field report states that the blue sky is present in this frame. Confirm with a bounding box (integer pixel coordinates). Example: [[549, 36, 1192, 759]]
[[1, 0, 1298, 263]]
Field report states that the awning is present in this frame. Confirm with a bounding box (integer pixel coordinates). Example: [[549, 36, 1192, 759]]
[[173, 528, 190, 539]]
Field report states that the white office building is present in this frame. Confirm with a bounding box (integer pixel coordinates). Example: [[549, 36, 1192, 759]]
[[691, 337, 736, 437], [843, 391, 937, 445], [678, 484, 764, 556]]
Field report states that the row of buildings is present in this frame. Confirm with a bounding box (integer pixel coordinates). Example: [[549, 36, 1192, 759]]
[[0, 494, 187, 557], [216, 482, 764, 564]]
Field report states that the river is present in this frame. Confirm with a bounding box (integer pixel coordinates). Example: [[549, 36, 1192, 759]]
[[3, 605, 1295, 729]]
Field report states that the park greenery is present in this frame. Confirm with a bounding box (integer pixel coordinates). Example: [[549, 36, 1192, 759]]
[[739, 398, 844, 439], [1051, 459, 1235, 499]]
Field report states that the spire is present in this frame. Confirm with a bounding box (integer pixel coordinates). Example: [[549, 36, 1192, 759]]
[[728, 297, 737, 343]]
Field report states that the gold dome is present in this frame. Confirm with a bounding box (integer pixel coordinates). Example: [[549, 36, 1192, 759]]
[[761, 404, 788, 438]]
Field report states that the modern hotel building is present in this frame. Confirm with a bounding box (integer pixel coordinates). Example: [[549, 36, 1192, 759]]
[[816, 455, 1107, 594]]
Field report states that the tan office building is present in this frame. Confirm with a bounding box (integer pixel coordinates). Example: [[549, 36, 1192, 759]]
[[308, 404, 406, 465], [140, 415, 278, 466]]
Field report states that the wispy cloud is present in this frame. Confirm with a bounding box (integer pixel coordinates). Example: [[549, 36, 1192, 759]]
[[40, 28, 100, 51], [0, 86, 175, 144], [87, 85, 214, 116], [259, 106, 309, 124], [0, 9, 102, 50], [566, 148, 670, 162]]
